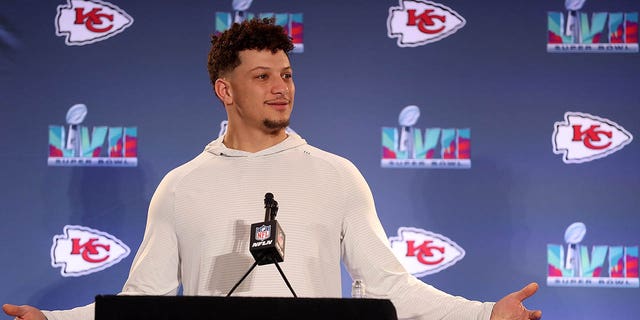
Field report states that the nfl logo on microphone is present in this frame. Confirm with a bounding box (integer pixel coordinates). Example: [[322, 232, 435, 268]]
[[256, 225, 271, 241]]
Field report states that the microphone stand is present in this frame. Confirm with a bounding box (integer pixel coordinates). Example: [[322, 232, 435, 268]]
[[226, 255, 298, 297]]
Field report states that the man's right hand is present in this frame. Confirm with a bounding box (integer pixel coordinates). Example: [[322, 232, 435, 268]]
[[2, 304, 46, 320]]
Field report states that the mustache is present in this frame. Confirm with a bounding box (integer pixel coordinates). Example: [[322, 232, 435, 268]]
[[265, 97, 291, 104]]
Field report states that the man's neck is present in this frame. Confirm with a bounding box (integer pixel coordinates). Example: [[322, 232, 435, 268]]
[[223, 127, 288, 153]]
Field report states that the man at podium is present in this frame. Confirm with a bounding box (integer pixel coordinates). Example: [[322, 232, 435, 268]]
[[3, 18, 541, 320]]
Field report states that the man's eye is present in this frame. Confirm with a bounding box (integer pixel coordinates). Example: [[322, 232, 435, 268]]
[[283, 73, 292, 79], [257, 74, 267, 79]]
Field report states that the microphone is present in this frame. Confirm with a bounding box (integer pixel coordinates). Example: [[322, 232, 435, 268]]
[[227, 192, 297, 297], [250, 192, 286, 265], [263, 192, 278, 222]]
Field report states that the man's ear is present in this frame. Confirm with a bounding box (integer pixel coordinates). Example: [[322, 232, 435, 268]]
[[214, 79, 233, 105]]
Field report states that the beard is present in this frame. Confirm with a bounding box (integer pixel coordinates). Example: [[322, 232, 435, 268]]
[[263, 118, 290, 131]]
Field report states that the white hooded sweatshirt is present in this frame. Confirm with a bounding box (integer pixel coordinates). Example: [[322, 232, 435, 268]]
[[43, 134, 494, 320]]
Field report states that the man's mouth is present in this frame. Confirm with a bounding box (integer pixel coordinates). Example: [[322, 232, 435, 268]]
[[265, 99, 290, 110]]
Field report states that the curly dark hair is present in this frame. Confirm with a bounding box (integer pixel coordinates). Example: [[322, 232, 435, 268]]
[[207, 17, 294, 85]]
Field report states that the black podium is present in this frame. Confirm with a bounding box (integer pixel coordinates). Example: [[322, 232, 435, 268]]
[[95, 295, 398, 320]]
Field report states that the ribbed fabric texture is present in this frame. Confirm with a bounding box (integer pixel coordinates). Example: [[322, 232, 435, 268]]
[[43, 134, 494, 320]]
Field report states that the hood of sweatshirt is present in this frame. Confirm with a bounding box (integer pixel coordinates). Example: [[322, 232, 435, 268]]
[[204, 133, 308, 158]]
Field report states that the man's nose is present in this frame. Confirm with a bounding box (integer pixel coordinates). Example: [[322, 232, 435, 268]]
[[272, 78, 289, 95]]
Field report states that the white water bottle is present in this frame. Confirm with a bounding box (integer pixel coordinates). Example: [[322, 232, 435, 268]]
[[351, 279, 366, 298]]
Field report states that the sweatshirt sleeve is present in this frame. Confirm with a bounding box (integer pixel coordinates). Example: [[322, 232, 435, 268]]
[[117, 171, 180, 295], [41, 170, 183, 320], [42, 303, 95, 320], [118, 170, 181, 296], [338, 160, 495, 320]]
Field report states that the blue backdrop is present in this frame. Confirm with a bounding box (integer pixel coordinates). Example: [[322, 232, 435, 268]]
[[1, 0, 638, 319]]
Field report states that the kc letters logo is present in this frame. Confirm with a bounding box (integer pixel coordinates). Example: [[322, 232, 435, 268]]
[[51, 225, 131, 277], [547, 222, 638, 288], [387, 0, 466, 47], [552, 112, 633, 163], [55, 0, 134, 46], [390, 227, 465, 277]]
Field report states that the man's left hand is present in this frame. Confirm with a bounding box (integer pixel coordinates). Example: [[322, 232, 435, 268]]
[[490, 282, 542, 320]]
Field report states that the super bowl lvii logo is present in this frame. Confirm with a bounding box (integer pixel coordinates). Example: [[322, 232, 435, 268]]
[[547, 0, 638, 53], [215, 0, 303, 53], [381, 105, 470, 169], [547, 222, 639, 288], [48, 104, 138, 167]]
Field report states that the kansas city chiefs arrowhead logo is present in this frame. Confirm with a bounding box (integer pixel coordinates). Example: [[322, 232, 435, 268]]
[[387, 0, 466, 47], [55, 0, 134, 46], [51, 225, 130, 277], [553, 112, 633, 164], [389, 227, 465, 277]]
